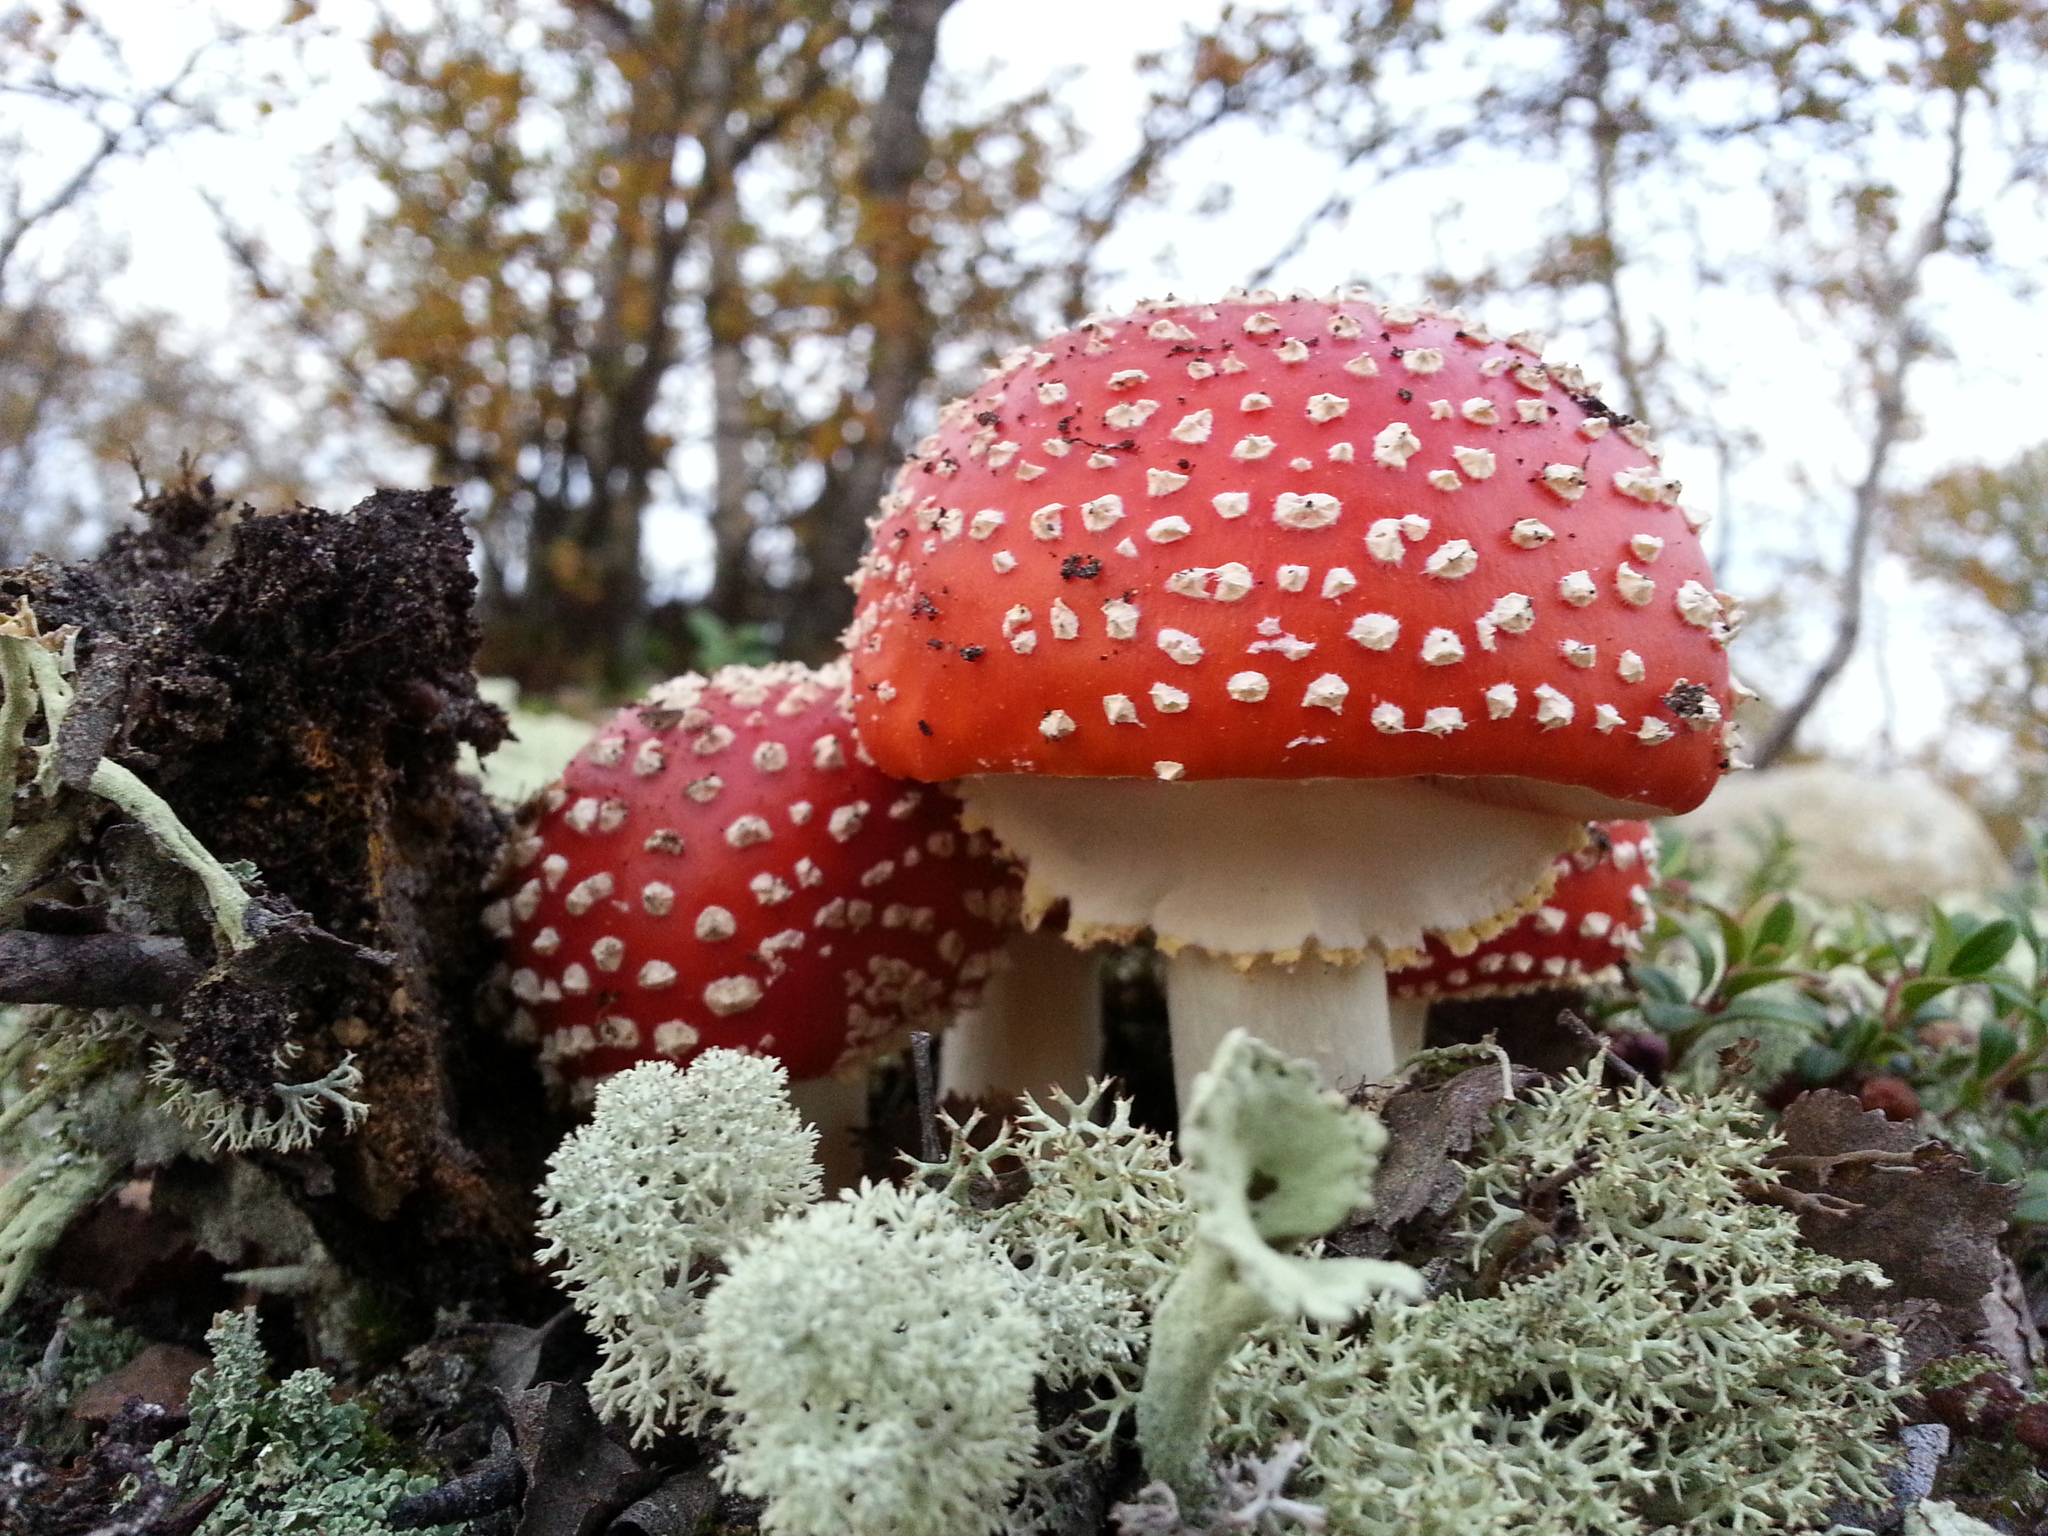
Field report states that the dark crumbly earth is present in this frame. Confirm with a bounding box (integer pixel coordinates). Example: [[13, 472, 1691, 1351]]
[[0, 483, 872, 1534], [5, 480, 558, 1327]]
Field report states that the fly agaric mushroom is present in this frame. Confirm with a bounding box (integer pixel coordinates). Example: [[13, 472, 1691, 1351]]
[[1386, 819, 1657, 1060], [844, 291, 1735, 1096], [489, 663, 1019, 1113]]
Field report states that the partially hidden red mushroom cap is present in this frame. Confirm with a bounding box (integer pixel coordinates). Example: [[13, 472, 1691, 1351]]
[[1389, 820, 1658, 1000], [491, 662, 1020, 1089], [847, 295, 1736, 818]]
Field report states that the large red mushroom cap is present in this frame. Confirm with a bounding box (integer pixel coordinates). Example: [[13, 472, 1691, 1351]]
[[847, 294, 1735, 820], [1390, 820, 1658, 1001], [489, 662, 1019, 1093]]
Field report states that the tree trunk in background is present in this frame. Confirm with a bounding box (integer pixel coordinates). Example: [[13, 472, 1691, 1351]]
[[776, 0, 954, 660], [702, 14, 757, 631]]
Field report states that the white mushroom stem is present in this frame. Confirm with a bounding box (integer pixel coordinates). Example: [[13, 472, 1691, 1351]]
[[1164, 949, 1392, 1105], [939, 927, 1104, 1108], [957, 776, 1586, 1098]]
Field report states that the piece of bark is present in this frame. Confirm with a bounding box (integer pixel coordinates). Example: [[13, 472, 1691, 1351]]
[[54, 633, 132, 790], [0, 928, 201, 1006], [1329, 1058, 1540, 1264], [1974, 1250, 2042, 1380], [604, 1474, 722, 1536], [506, 1383, 657, 1536], [389, 1430, 523, 1531]]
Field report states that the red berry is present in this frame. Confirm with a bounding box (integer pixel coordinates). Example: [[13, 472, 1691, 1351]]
[[1857, 1075, 1920, 1122], [2014, 1400, 2048, 1455]]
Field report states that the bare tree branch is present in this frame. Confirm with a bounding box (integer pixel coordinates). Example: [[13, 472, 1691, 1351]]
[[1754, 87, 1971, 768], [0, 39, 212, 287], [774, 0, 956, 656]]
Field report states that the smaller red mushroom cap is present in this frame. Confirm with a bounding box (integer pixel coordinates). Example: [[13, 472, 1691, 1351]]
[[487, 662, 1021, 1092], [1388, 820, 1658, 1000]]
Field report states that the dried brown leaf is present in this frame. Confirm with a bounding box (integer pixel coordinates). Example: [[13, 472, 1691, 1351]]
[[505, 1383, 656, 1536], [1772, 1090, 2016, 1307]]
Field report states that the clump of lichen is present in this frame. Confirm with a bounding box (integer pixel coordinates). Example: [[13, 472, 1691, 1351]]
[[534, 1051, 821, 1443], [1212, 1070, 1903, 1533], [531, 1042, 1905, 1535], [700, 1180, 1044, 1536], [153, 1308, 442, 1536], [921, 1084, 1188, 1422], [916, 1082, 1193, 1532]]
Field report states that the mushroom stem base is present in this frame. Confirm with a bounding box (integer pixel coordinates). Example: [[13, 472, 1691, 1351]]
[[940, 929, 1103, 1108], [1165, 948, 1392, 1106]]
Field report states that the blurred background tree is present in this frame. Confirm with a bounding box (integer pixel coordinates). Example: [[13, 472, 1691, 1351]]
[[2, 0, 2047, 810], [0, 3, 346, 562], [220, 0, 1073, 688], [1892, 446, 2048, 844]]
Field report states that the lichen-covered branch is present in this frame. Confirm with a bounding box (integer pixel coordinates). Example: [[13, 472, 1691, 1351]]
[[86, 759, 250, 952], [1, 601, 252, 951]]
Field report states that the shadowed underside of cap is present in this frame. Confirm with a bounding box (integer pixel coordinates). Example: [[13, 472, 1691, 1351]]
[[960, 774, 1583, 960], [848, 295, 1737, 818]]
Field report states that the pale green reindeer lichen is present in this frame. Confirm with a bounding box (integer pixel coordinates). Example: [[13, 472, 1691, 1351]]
[[699, 1179, 1044, 1536], [147, 1042, 368, 1154], [534, 1051, 821, 1442], [0, 1144, 116, 1312], [534, 1036, 1908, 1533], [1211, 1069, 1904, 1534], [917, 1081, 1192, 1532], [1137, 1029, 1421, 1510], [0, 1004, 129, 1311]]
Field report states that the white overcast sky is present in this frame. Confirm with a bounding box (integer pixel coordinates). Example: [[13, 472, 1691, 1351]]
[[21, 0, 2048, 781]]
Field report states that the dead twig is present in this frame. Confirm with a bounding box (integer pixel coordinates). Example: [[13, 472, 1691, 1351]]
[[1739, 1177, 1863, 1220]]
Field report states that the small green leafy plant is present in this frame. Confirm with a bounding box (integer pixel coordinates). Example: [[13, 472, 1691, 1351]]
[[153, 1309, 445, 1536], [1604, 824, 2048, 1210], [1135, 1029, 1418, 1510]]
